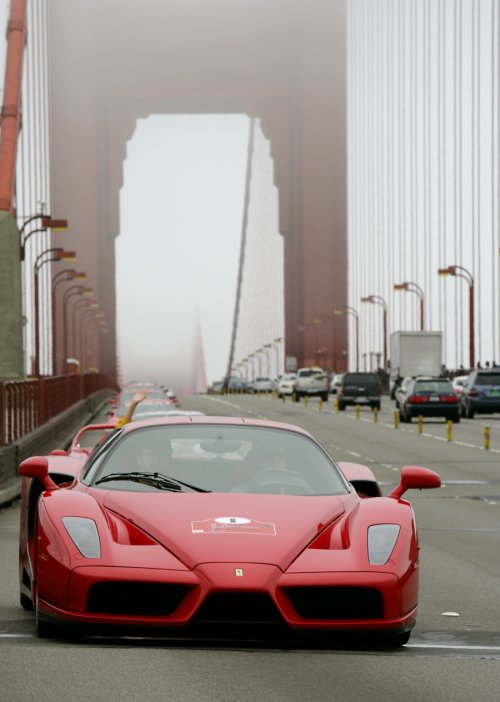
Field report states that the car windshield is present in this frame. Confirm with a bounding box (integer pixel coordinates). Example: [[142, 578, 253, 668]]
[[414, 380, 453, 393], [73, 427, 113, 450], [344, 373, 378, 384], [88, 425, 349, 496]]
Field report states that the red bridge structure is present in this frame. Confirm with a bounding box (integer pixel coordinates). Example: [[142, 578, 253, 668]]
[[0, 0, 348, 387]]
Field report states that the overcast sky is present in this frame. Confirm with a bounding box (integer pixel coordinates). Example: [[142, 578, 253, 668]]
[[116, 114, 249, 391]]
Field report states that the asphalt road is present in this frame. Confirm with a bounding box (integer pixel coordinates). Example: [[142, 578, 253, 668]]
[[1, 392, 499, 701]]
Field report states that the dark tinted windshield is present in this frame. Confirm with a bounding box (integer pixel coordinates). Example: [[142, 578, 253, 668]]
[[343, 373, 379, 385]]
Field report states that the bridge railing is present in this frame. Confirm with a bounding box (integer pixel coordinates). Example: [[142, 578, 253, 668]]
[[0, 374, 113, 447]]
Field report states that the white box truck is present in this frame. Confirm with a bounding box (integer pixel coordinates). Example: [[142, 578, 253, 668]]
[[389, 331, 443, 398]]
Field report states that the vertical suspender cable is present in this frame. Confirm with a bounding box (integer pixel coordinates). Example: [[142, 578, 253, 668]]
[[224, 117, 256, 384], [491, 0, 497, 363]]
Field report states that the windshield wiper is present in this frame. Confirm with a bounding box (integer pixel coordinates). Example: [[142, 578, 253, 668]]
[[94, 471, 211, 493]]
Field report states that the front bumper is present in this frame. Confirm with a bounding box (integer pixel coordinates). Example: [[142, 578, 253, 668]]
[[36, 563, 417, 637]]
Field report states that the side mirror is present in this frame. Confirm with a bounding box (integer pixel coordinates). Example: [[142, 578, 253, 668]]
[[388, 466, 441, 500], [19, 456, 58, 490]]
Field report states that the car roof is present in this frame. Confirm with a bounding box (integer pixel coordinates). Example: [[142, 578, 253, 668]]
[[121, 415, 313, 437]]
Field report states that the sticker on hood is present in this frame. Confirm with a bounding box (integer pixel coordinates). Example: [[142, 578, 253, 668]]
[[191, 516, 276, 535]]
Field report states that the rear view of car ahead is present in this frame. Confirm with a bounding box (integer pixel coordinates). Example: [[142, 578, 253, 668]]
[[337, 372, 381, 411], [292, 367, 330, 402], [399, 377, 460, 423], [278, 373, 297, 397], [460, 370, 500, 418], [252, 377, 274, 393]]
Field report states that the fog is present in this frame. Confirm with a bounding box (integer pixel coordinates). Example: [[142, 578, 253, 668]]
[[117, 114, 249, 392]]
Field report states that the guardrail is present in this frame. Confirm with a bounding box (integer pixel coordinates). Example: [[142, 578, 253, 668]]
[[0, 374, 112, 447]]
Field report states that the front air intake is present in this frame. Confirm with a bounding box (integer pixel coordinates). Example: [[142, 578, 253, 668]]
[[285, 586, 384, 620], [194, 592, 284, 624], [87, 582, 189, 616]]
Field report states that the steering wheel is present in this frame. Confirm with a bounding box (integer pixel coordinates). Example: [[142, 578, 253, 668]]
[[248, 467, 314, 495]]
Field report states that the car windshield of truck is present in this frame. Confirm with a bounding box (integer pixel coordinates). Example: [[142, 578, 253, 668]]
[[344, 373, 378, 384]]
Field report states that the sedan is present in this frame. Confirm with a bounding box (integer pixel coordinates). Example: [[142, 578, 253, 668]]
[[460, 370, 500, 418], [278, 373, 297, 397], [398, 377, 460, 423], [252, 377, 274, 393], [19, 416, 440, 645]]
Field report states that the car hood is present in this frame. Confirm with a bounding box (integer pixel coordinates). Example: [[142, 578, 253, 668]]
[[102, 492, 347, 570]]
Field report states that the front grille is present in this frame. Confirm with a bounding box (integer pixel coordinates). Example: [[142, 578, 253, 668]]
[[87, 582, 190, 616], [194, 592, 284, 624], [285, 586, 383, 620]]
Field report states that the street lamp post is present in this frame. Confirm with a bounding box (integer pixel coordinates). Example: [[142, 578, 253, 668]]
[[263, 343, 273, 377], [62, 286, 93, 368], [33, 248, 76, 376], [272, 337, 283, 377], [298, 324, 320, 365], [74, 300, 99, 363], [255, 348, 263, 377], [438, 265, 475, 368], [315, 317, 336, 370], [80, 310, 99, 373], [361, 295, 388, 371], [51, 270, 86, 374], [334, 306, 360, 371], [20, 215, 68, 261], [393, 281, 425, 331]]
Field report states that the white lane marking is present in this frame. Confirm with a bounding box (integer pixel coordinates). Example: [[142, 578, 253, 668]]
[[407, 643, 500, 651], [202, 398, 244, 410], [1, 633, 499, 653], [206, 397, 500, 453]]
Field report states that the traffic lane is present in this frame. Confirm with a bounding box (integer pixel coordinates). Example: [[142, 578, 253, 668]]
[[6, 403, 500, 639], [1, 481, 499, 699], [1, 641, 499, 702], [192, 394, 500, 487], [184, 394, 500, 635]]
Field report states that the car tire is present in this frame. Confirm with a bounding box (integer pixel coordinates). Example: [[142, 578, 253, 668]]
[[466, 403, 475, 419], [19, 592, 33, 611], [36, 611, 59, 639], [387, 631, 411, 647], [322, 392, 329, 402], [452, 413, 460, 424]]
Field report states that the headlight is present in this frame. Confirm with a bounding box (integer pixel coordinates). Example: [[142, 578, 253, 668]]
[[62, 517, 101, 558], [367, 524, 400, 565]]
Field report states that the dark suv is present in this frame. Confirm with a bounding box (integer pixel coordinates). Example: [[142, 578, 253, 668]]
[[337, 372, 381, 411], [460, 370, 500, 418]]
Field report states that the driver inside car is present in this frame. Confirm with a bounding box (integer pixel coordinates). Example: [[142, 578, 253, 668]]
[[230, 442, 313, 495]]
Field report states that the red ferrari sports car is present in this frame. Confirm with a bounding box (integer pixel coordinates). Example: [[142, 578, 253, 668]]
[[18, 417, 440, 644]]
